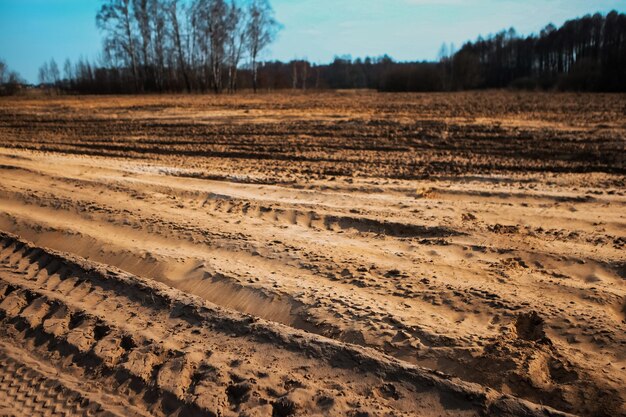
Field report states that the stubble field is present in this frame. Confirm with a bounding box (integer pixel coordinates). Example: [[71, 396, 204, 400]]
[[0, 91, 624, 417]]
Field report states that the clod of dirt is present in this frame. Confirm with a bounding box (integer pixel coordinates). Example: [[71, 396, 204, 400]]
[[378, 383, 401, 400], [272, 397, 297, 417], [462, 212, 477, 221], [385, 269, 401, 278], [316, 394, 335, 408], [489, 224, 520, 234], [515, 311, 547, 342], [347, 411, 370, 417], [226, 381, 252, 405]]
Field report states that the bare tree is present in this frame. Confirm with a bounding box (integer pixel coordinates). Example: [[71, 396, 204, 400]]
[[301, 60, 308, 90], [150, 0, 169, 91], [38, 59, 60, 94], [49, 59, 61, 85], [63, 59, 73, 81], [225, 0, 246, 93], [0, 59, 22, 96], [169, 0, 192, 91], [192, 0, 230, 93], [38, 62, 50, 85], [97, 0, 140, 91], [291, 60, 298, 89], [245, 0, 279, 93], [208, 0, 229, 93], [132, 0, 153, 88]]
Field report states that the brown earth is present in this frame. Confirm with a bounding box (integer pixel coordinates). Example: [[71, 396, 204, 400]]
[[0, 91, 624, 416]]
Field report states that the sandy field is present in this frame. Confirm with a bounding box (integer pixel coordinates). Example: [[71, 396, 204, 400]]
[[0, 91, 624, 416]]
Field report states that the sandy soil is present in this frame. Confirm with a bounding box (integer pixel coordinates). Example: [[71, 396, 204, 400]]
[[0, 91, 624, 416]]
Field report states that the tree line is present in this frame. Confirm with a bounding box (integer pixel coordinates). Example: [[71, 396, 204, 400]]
[[0, 59, 23, 96], [39, 0, 279, 94], [31, 8, 626, 93], [447, 10, 626, 91]]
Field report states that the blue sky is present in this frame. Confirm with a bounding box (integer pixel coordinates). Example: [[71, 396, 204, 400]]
[[1, 0, 625, 83]]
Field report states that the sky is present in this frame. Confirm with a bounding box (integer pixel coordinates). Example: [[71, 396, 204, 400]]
[[1, 0, 625, 83]]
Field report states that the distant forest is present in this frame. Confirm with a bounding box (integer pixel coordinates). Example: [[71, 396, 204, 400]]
[[2, 4, 626, 95]]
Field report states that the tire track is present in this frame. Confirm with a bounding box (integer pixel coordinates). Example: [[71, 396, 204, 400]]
[[0, 231, 573, 417]]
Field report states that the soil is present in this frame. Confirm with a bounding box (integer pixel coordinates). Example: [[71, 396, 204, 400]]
[[0, 91, 624, 416]]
